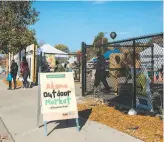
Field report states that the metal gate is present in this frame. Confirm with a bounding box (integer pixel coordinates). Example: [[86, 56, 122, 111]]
[[81, 33, 163, 112], [37, 52, 81, 82]]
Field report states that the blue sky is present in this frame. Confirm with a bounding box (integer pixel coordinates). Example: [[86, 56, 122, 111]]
[[31, 1, 163, 52]]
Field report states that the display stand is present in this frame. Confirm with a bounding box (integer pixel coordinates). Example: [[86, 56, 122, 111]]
[[37, 71, 80, 136]]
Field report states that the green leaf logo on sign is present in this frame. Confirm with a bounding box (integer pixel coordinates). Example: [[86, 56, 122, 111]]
[[46, 74, 65, 78]]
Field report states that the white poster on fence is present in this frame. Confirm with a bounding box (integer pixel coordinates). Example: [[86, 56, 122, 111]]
[[21, 49, 25, 58], [14, 52, 20, 76], [40, 72, 78, 121], [26, 44, 35, 82]]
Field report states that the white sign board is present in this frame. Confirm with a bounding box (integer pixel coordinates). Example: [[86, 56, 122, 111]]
[[40, 72, 78, 121]]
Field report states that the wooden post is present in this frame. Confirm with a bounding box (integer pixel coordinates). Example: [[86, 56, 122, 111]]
[[8, 52, 11, 72]]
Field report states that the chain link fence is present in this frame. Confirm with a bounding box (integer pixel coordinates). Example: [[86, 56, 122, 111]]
[[82, 33, 163, 113]]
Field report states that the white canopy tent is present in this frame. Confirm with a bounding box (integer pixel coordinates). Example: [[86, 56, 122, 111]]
[[39, 44, 68, 58], [140, 43, 163, 69]]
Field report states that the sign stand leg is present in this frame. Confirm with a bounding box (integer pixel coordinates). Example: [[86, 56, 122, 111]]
[[44, 121, 48, 136], [37, 69, 41, 127], [37, 82, 41, 127], [75, 118, 80, 131]]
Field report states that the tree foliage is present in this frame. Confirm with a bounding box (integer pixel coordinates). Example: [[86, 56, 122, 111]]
[[93, 32, 108, 47], [76, 50, 82, 61], [0, 1, 39, 54], [54, 44, 69, 53], [84, 32, 109, 60]]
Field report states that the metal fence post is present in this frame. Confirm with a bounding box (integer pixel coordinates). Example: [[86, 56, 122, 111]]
[[133, 39, 136, 109], [84, 44, 87, 92], [81, 42, 86, 96], [151, 45, 154, 82], [40, 52, 42, 72], [37, 51, 42, 127], [77, 53, 81, 82]]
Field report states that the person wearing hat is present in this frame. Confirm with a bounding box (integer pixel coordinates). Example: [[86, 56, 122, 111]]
[[94, 51, 111, 93], [8, 60, 18, 90]]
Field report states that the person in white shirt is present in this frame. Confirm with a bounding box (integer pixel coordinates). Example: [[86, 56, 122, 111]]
[[90, 63, 96, 91]]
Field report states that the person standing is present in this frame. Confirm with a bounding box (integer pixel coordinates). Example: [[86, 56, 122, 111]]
[[20, 56, 30, 88], [94, 51, 111, 93], [90, 63, 96, 90], [64, 61, 68, 72], [54, 60, 65, 72], [8, 60, 18, 90], [73, 61, 80, 80], [159, 65, 163, 78], [66, 62, 72, 72]]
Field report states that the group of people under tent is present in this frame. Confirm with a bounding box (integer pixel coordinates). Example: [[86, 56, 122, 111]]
[[54, 60, 79, 80]]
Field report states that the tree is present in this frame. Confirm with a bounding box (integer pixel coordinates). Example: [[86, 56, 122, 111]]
[[76, 50, 81, 54], [93, 32, 108, 48], [54, 44, 69, 53], [76, 50, 82, 61], [84, 32, 109, 60], [0, 1, 39, 54]]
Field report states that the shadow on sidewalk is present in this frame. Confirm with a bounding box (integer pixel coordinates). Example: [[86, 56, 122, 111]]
[[47, 108, 92, 136]]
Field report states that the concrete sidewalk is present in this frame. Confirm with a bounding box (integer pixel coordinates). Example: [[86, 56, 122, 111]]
[[0, 81, 143, 142]]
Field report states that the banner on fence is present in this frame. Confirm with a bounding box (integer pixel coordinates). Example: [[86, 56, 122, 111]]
[[40, 72, 78, 121]]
